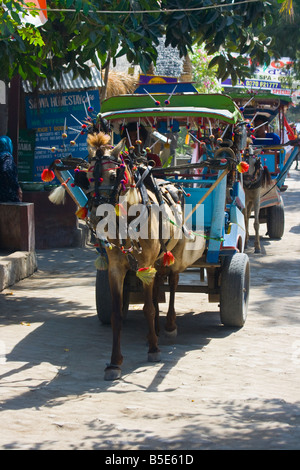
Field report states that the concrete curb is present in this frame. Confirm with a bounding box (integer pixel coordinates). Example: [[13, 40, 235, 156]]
[[0, 251, 37, 291]]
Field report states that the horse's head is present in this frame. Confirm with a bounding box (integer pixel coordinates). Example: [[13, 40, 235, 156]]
[[242, 152, 263, 188], [86, 132, 127, 205], [242, 150, 271, 189]]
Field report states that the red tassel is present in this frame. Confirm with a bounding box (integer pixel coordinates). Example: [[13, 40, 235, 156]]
[[237, 162, 249, 173], [41, 169, 55, 182], [163, 251, 175, 267]]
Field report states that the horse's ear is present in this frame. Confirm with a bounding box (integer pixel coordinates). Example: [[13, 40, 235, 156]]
[[111, 137, 126, 159]]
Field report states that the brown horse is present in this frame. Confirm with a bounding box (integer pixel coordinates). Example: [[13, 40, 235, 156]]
[[242, 153, 271, 253], [86, 132, 205, 380]]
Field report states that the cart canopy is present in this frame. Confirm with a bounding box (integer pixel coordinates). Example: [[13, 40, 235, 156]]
[[100, 92, 243, 126], [229, 91, 293, 123]]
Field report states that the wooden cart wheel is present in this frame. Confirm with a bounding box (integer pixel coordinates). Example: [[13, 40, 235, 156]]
[[220, 253, 250, 327]]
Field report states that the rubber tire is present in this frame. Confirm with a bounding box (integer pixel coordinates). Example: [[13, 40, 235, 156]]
[[220, 253, 250, 328], [95, 270, 130, 325], [267, 196, 285, 239], [95, 270, 112, 325]]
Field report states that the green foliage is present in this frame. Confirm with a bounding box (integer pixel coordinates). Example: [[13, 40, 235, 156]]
[[190, 45, 222, 93], [0, 0, 285, 88], [253, 0, 300, 83]]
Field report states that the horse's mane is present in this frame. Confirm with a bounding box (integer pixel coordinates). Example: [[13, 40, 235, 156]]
[[87, 132, 111, 149], [262, 166, 272, 187]]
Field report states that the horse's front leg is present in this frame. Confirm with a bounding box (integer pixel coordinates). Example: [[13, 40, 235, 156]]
[[165, 270, 179, 338], [143, 282, 161, 363], [104, 266, 127, 381], [253, 197, 261, 253]]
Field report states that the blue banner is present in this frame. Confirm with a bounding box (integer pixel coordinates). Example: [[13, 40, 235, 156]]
[[222, 78, 283, 90], [25, 89, 100, 181]]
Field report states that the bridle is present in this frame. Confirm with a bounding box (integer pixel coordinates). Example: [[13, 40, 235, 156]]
[[242, 153, 263, 190], [89, 148, 128, 206]]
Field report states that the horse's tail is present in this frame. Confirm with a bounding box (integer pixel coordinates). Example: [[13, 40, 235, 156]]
[[87, 131, 111, 149], [262, 166, 272, 187]]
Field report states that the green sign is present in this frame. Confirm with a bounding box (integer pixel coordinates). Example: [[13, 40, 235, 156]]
[[17, 129, 36, 181]]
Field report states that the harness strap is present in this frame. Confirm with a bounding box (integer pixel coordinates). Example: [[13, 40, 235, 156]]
[[93, 159, 102, 200]]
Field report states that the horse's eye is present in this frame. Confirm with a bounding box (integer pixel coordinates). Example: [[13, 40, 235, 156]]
[[110, 173, 116, 182]]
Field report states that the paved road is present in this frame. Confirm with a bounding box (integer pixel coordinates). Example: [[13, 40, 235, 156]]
[[0, 169, 299, 450]]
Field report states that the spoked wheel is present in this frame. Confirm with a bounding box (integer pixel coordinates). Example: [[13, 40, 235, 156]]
[[220, 253, 250, 328]]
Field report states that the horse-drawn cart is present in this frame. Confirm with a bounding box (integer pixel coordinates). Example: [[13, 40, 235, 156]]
[[231, 92, 300, 239], [42, 82, 300, 378], [43, 82, 257, 378], [95, 84, 250, 328]]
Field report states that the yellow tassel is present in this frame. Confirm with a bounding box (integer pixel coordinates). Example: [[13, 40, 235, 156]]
[[94, 255, 108, 270], [185, 133, 190, 145], [115, 203, 126, 216], [136, 267, 157, 285]]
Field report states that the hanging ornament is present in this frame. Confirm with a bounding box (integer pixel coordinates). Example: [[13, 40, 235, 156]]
[[125, 184, 140, 205], [115, 203, 127, 217], [95, 254, 108, 270], [163, 251, 175, 267], [237, 162, 249, 173], [86, 92, 94, 113], [48, 178, 70, 205], [41, 169, 55, 182], [164, 84, 177, 105], [143, 88, 160, 106], [75, 206, 88, 220], [136, 267, 157, 285], [62, 118, 67, 139]]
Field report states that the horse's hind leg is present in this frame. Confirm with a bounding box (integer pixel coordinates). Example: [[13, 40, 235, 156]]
[[143, 282, 161, 363], [165, 271, 179, 338]]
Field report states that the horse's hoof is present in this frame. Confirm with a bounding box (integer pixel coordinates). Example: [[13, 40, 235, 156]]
[[148, 351, 161, 362], [104, 366, 121, 381], [164, 327, 177, 338]]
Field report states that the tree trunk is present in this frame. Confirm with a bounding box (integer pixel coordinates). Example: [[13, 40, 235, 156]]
[[0, 81, 8, 135], [100, 52, 111, 103]]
